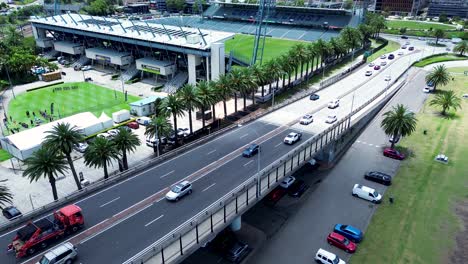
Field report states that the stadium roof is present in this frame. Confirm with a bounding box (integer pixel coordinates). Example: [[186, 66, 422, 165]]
[[30, 14, 235, 51]]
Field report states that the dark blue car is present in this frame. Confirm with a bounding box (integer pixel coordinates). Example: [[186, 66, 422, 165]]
[[309, 94, 320, 101], [333, 224, 363, 243], [388, 54, 395, 60], [242, 144, 260, 157]]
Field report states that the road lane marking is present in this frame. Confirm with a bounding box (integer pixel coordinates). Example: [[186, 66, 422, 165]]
[[160, 170, 175, 179], [202, 183, 216, 192], [207, 149, 216, 155], [275, 142, 282, 148], [240, 133, 249, 139], [243, 160, 254, 167], [99, 197, 120, 208], [144, 215, 164, 227]]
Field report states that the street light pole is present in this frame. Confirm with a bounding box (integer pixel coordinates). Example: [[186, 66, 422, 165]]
[[348, 91, 356, 127]]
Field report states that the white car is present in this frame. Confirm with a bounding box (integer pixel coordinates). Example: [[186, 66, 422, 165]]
[[423, 87, 431, 93], [368, 62, 374, 67], [315, 248, 346, 264], [165, 181, 193, 201], [352, 184, 382, 203], [325, 115, 338, 124], [279, 176, 296, 189], [81, 65, 92, 71], [398, 51, 404, 56], [384, 75, 391, 81], [37, 242, 78, 264], [365, 70, 373, 76], [97, 133, 112, 139], [107, 129, 119, 137], [380, 55, 386, 59], [462, 94, 468, 99], [176, 128, 190, 137], [299, 114, 313, 125], [73, 142, 88, 153], [283, 132, 302, 145], [328, 99, 340, 109], [380, 61, 387, 66], [136, 116, 152, 125]]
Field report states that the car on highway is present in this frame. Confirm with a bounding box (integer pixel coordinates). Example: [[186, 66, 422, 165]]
[[380, 55, 386, 59], [333, 224, 364, 243], [242, 144, 259, 158], [423, 87, 431, 93], [383, 147, 405, 160], [309, 93, 320, 100], [327, 232, 357, 253], [388, 54, 395, 60], [401, 45, 407, 49], [165, 181, 193, 201], [288, 179, 308, 197], [280, 176, 296, 189], [37, 242, 78, 264], [398, 51, 404, 56], [283, 132, 302, 145], [73, 142, 88, 153], [127, 121, 139, 129], [314, 248, 346, 264], [408, 46, 414, 51], [81, 65, 92, 71], [380, 61, 387, 66], [352, 184, 382, 204], [328, 99, 340, 109], [225, 241, 250, 263], [401, 35, 408, 39], [368, 62, 374, 67], [364, 171, 392, 186], [365, 70, 373, 76], [325, 115, 338, 124], [373, 65, 381, 70], [2, 206, 22, 220], [384, 75, 391, 81], [299, 114, 313, 125]]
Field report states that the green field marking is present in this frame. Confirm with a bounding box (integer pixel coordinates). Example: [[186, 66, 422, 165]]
[[367, 39, 400, 62], [414, 54, 468, 67], [351, 67, 468, 264], [0, 149, 12, 161], [386, 20, 456, 31]]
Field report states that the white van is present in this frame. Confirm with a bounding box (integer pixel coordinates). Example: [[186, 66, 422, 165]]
[[36, 242, 77, 264], [314, 248, 346, 264], [352, 184, 382, 203]]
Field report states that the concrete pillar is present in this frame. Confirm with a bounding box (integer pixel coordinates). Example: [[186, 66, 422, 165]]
[[230, 215, 241, 231], [187, 54, 200, 85], [206, 56, 210, 81], [210, 42, 225, 81]]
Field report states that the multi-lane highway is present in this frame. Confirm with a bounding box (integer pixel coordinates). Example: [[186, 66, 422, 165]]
[[0, 39, 447, 264]]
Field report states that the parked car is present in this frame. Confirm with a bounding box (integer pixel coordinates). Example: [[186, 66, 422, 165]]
[[73, 142, 88, 153], [333, 224, 364, 243], [380, 54, 386, 59], [327, 232, 357, 253], [384, 75, 391, 81], [165, 181, 193, 201], [383, 147, 405, 160], [398, 51, 404, 56], [288, 179, 308, 197], [401, 35, 408, 39], [423, 87, 431, 93], [427, 81, 434, 87], [225, 241, 249, 263], [136, 116, 151, 126], [405, 41, 410, 45], [283, 132, 302, 145], [314, 248, 346, 264], [364, 171, 392, 186], [373, 65, 381, 70], [242, 144, 259, 158], [81, 65, 92, 71], [279, 176, 296, 189], [388, 54, 395, 59], [401, 45, 407, 49], [36, 242, 78, 264], [352, 184, 383, 204], [368, 62, 374, 67], [389, 135, 400, 143], [309, 93, 320, 100], [97, 133, 112, 139], [176, 128, 190, 137], [325, 115, 337, 124], [380, 61, 387, 66], [107, 129, 119, 137], [265, 187, 287, 204], [328, 99, 340, 109], [365, 70, 373, 76], [2, 206, 22, 220], [127, 121, 139, 129], [408, 46, 415, 51], [299, 114, 313, 125], [462, 94, 468, 99]]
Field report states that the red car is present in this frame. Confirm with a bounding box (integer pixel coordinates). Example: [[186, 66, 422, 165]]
[[265, 187, 287, 205], [327, 232, 357, 253], [383, 148, 405, 160], [127, 121, 140, 129], [374, 65, 381, 70]]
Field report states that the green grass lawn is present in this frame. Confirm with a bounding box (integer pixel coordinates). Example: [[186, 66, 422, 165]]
[[225, 34, 301, 64], [351, 67, 468, 264], [0, 149, 12, 161], [6, 82, 140, 134], [13, 0, 36, 5], [386, 20, 456, 30], [414, 54, 468, 67], [367, 39, 400, 62]]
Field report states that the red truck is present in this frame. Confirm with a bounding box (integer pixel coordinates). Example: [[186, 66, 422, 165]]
[[8, 204, 84, 258]]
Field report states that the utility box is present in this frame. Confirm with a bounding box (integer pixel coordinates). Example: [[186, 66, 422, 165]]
[[39, 71, 62, 82], [112, 109, 131, 123]]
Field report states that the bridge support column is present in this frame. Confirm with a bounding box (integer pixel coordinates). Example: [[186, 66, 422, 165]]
[[210, 42, 225, 81], [187, 54, 200, 85], [230, 216, 241, 231]]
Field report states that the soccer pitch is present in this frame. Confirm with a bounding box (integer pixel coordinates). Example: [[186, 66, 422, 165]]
[[7, 82, 140, 130], [225, 34, 302, 63], [386, 20, 456, 31]]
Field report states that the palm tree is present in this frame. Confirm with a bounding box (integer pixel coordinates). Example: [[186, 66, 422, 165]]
[[265, 58, 283, 93], [381, 104, 418, 149], [454, 40, 467, 56], [208, 80, 221, 123], [291, 43, 307, 79], [112, 127, 141, 170], [0, 184, 13, 209], [23, 147, 69, 201], [315, 39, 328, 69], [213, 74, 233, 118], [305, 43, 317, 79], [250, 64, 266, 96], [195, 80, 215, 128], [44, 123, 84, 190], [145, 115, 173, 155], [429, 90, 462, 115], [161, 94, 185, 146], [433, 29, 445, 45], [425, 65, 451, 91], [228, 67, 244, 113], [240, 67, 257, 109], [178, 83, 197, 134], [84, 137, 120, 179]]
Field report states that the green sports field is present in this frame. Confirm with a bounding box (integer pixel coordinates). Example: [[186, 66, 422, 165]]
[[6, 82, 140, 133], [386, 20, 456, 31], [225, 34, 302, 64]]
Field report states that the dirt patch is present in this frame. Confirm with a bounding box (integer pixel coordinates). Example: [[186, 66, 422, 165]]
[[449, 200, 468, 264]]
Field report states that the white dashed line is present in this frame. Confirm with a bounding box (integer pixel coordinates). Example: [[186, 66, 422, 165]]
[[275, 143, 282, 148], [243, 160, 254, 167], [160, 170, 175, 179], [144, 215, 164, 227], [99, 197, 120, 208], [207, 150, 216, 155], [240, 134, 249, 139], [202, 183, 216, 192]]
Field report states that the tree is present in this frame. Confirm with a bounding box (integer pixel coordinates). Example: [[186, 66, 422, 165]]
[[44, 123, 84, 190], [0, 184, 12, 209], [161, 94, 185, 146], [84, 137, 120, 179], [439, 12, 448, 23], [178, 84, 198, 134], [433, 29, 446, 45], [291, 43, 307, 79], [343, 0, 353, 10], [195, 80, 215, 129], [213, 74, 233, 118], [425, 65, 451, 91], [112, 127, 141, 170], [23, 147, 69, 201], [86, 0, 115, 16], [429, 90, 462, 115], [381, 104, 418, 149], [249, 64, 266, 96], [358, 24, 373, 43], [399, 27, 407, 34], [454, 40, 467, 56], [264, 58, 283, 93], [145, 115, 173, 155]]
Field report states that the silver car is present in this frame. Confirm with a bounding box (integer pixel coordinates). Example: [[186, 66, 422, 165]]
[[166, 181, 193, 201], [36, 242, 77, 264]]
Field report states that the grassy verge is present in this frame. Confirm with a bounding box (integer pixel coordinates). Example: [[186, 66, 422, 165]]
[[13, 0, 36, 5], [0, 149, 12, 161], [367, 39, 400, 62], [386, 20, 456, 31], [351, 67, 468, 264], [382, 28, 466, 40], [414, 54, 468, 67]]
